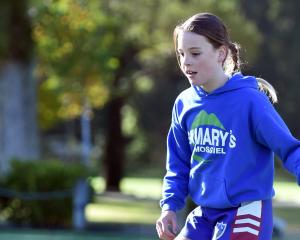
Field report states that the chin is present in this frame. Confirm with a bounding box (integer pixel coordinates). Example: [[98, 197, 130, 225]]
[[190, 80, 202, 86]]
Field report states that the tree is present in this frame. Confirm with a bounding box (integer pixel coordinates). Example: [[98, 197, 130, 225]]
[[240, 0, 300, 136], [31, 0, 142, 191], [125, 0, 263, 177], [0, 0, 39, 173], [31, 0, 261, 191]]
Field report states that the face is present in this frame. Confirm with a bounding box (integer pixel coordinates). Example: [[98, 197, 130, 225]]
[[177, 31, 226, 91]]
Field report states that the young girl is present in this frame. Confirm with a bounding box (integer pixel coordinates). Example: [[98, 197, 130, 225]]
[[156, 13, 300, 240]]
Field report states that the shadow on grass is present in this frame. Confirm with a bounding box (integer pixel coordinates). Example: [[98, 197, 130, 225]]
[[0, 228, 155, 240]]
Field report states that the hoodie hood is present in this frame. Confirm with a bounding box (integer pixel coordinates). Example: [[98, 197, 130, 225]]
[[192, 72, 258, 97]]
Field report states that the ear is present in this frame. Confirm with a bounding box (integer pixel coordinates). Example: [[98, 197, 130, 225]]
[[218, 46, 227, 63]]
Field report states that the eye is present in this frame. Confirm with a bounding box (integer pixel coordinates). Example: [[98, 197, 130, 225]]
[[192, 52, 201, 56], [178, 51, 184, 57]]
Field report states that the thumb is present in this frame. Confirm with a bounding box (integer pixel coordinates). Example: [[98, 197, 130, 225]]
[[171, 218, 178, 234]]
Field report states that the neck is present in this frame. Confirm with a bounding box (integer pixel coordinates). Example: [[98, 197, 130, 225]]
[[202, 71, 229, 93]]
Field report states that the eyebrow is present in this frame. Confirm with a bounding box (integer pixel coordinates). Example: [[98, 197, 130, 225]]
[[178, 47, 201, 51]]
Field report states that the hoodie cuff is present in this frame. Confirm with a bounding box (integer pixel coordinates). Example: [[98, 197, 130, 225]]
[[161, 203, 177, 212]]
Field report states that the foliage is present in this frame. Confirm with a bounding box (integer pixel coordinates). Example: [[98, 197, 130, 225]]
[[30, 0, 111, 128], [30, 0, 167, 128], [21, 0, 263, 186], [240, 0, 300, 137], [0, 159, 90, 227], [125, 0, 262, 170], [28, 0, 261, 129]]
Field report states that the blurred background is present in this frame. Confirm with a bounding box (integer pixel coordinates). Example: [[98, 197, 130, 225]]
[[0, 0, 300, 239]]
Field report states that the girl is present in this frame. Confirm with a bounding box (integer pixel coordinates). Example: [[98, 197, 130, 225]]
[[156, 13, 300, 240]]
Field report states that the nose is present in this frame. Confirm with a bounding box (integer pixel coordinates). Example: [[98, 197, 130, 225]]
[[182, 55, 192, 66]]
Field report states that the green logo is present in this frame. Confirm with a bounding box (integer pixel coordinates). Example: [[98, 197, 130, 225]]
[[193, 154, 212, 165], [189, 110, 236, 164], [191, 110, 225, 130]]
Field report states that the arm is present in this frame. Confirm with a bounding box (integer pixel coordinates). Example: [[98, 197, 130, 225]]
[[160, 120, 191, 212], [159, 99, 191, 212], [254, 100, 300, 184], [157, 102, 191, 239]]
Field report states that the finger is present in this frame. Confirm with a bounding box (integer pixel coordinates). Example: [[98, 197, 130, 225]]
[[171, 220, 179, 235], [160, 232, 172, 240], [161, 222, 176, 239], [157, 221, 174, 239], [156, 221, 163, 238]]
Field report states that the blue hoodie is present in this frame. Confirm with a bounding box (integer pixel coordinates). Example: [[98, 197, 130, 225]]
[[160, 72, 300, 212]]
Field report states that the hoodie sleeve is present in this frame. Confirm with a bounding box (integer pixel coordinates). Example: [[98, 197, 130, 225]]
[[254, 96, 300, 184], [159, 100, 191, 212]]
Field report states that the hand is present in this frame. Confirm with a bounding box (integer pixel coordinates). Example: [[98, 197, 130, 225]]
[[156, 210, 178, 240]]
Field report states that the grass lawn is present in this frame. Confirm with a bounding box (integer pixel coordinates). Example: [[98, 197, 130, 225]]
[[0, 229, 153, 240], [87, 177, 162, 225], [274, 207, 300, 230], [89, 177, 300, 206], [0, 177, 299, 239], [87, 177, 300, 233], [274, 181, 300, 206], [86, 196, 159, 224], [273, 181, 300, 233], [89, 177, 163, 199], [0, 178, 162, 239]]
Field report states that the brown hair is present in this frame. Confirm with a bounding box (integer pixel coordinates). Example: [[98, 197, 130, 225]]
[[174, 13, 277, 103]]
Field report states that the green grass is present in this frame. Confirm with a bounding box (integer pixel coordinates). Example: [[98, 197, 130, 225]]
[[86, 177, 162, 225], [89, 176, 300, 206], [89, 177, 163, 199], [87, 177, 162, 224], [273, 181, 300, 232], [1, 177, 299, 239], [87, 177, 300, 230], [274, 207, 300, 229], [86, 196, 160, 224], [274, 181, 300, 206], [0, 229, 153, 240]]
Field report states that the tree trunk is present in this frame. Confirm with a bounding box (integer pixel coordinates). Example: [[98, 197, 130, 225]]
[[0, 62, 39, 172], [102, 41, 139, 192], [0, 0, 39, 173], [104, 96, 125, 192], [80, 100, 92, 166]]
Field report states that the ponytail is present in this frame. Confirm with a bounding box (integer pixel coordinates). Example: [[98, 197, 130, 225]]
[[228, 42, 240, 72], [257, 78, 278, 103], [222, 42, 241, 76], [226, 43, 278, 103]]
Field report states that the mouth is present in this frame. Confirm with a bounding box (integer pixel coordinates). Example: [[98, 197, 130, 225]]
[[185, 70, 197, 76]]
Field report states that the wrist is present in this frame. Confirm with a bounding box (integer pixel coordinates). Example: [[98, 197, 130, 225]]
[[161, 203, 177, 213]]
